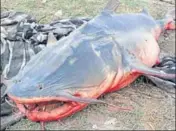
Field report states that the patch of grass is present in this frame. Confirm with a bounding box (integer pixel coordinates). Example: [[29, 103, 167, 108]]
[[1, 0, 106, 23], [134, 76, 154, 85], [121, 0, 148, 8], [1, 0, 151, 23], [6, 118, 41, 130], [134, 76, 148, 84]]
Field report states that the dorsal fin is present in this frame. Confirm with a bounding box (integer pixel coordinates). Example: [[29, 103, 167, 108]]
[[103, 0, 120, 12], [141, 8, 150, 16]]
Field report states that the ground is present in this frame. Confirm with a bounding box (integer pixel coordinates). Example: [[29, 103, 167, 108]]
[[1, 0, 175, 130]]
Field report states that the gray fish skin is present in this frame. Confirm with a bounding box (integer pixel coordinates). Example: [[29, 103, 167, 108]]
[[7, 10, 161, 100]]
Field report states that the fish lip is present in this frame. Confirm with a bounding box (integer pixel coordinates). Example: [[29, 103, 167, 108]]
[[7, 92, 71, 104]]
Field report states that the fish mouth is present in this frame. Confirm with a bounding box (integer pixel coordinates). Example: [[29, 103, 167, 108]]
[[8, 94, 66, 103], [7, 91, 75, 115], [8, 94, 76, 122], [22, 101, 65, 114]]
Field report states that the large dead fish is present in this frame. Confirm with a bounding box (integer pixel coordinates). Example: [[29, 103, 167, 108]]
[[1, 0, 175, 129]]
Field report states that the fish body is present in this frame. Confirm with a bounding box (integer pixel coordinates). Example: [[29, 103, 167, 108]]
[[7, 9, 175, 122]]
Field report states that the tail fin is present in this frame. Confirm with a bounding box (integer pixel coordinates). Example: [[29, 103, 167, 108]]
[[156, 8, 175, 30]]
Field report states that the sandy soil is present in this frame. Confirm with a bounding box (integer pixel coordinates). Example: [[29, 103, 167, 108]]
[[2, 0, 175, 130]]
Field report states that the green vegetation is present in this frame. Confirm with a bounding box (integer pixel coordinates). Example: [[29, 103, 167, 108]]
[[1, 0, 149, 23]]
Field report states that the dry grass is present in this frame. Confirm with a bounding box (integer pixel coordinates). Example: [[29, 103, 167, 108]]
[[1, 0, 149, 23]]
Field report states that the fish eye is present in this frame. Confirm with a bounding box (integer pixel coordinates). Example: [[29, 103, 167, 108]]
[[38, 84, 43, 90]]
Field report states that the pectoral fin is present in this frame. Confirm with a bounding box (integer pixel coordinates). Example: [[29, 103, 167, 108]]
[[56, 91, 106, 104], [131, 62, 175, 79]]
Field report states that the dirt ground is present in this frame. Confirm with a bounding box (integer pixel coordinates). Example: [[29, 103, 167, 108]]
[[1, 0, 175, 130]]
